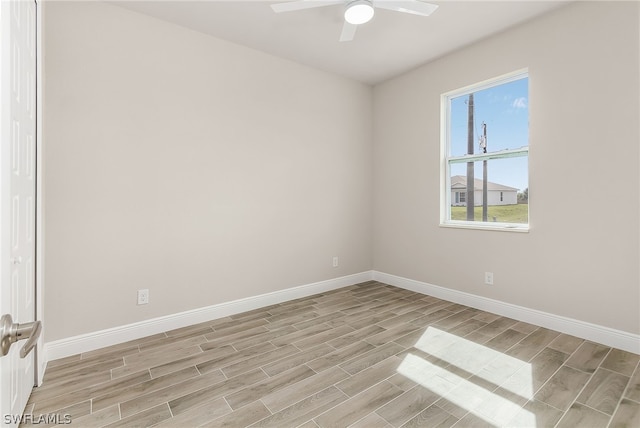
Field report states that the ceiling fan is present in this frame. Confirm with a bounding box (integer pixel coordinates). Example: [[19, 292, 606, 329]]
[[270, 0, 439, 42]]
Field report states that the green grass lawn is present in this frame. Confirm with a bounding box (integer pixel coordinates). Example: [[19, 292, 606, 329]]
[[451, 204, 528, 223]]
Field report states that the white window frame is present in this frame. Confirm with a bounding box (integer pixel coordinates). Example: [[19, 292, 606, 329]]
[[440, 69, 529, 232]]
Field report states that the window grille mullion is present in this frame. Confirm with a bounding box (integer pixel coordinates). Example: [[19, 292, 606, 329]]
[[448, 147, 528, 164]]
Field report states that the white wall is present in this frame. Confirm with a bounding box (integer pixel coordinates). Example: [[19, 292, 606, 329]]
[[43, 2, 373, 341], [373, 1, 640, 334]]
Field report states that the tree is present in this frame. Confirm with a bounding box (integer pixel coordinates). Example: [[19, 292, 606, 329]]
[[466, 94, 474, 220], [518, 188, 529, 203]]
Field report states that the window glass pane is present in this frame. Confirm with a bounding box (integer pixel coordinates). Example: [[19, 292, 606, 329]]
[[449, 157, 528, 224], [449, 78, 528, 157]]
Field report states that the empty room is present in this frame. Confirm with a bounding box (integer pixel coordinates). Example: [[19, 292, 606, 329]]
[[1, 0, 639, 427]]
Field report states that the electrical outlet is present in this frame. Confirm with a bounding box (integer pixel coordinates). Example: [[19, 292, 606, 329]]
[[332, 257, 339, 268], [137, 289, 149, 305], [485, 272, 494, 285]]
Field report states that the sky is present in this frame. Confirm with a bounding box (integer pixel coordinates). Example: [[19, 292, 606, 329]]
[[449, 77, 529, 193]]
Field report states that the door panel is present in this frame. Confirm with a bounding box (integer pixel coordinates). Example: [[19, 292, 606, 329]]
[[1, 0, 38, 426]]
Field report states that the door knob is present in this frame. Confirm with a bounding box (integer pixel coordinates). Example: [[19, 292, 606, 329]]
[[0, 314, 41, 358], [11, 256, 22, 265]]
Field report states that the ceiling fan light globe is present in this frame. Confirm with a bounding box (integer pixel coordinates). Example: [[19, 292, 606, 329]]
[[344, 1, 374, 25]]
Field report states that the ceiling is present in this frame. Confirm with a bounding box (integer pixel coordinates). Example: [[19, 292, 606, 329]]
[[112, 0, 570, 85]]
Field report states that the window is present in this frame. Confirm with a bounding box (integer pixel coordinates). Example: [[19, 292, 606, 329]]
[[441, 70, 529, 231], [453, 191, 466, 205]]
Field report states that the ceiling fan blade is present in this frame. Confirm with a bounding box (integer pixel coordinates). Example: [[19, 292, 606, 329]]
[[271, 0, 344, 13], [374, 0, 439, 17], [339, 22, 357, 42]]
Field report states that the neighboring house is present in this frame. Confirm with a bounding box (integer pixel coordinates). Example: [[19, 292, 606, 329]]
[[450, 175, 518, 206]]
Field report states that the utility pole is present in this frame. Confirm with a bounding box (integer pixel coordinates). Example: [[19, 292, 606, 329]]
[[480, 122, 488, 222], [466, 94, 475, 221]]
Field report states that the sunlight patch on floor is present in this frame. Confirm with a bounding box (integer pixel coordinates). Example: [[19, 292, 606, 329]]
[[397, 327, 535, 426]]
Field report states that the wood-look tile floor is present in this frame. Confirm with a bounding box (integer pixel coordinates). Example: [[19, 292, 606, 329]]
[[25, 281, 640, 427]]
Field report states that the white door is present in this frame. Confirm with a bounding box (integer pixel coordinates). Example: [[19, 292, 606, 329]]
[[0, 0, 38, 426]]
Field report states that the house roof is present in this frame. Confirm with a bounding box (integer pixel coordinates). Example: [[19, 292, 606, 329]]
[[450, 175, 519, 192]]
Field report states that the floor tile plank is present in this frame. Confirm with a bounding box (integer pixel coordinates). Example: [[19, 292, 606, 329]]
[[375, 385, 442, 427], [262, 344, 334, 377], [168, 368, 268, 416], [195, 342, 277, 375], [339, 342, 405, 375], [119, 369, 225, 418], [336, 356, 403, 397], [225, 364, 316, 410], [148, 343, 237, 378], [152, 397, 232, 427], [105, 403, 172, 428], [314, 381, 403, 428], [221, 344, 300, 378], [609, 398, 640, 428], [261, 366, 349, 413], [350, 412, 393, 428], [63, 404, 120, 427], [601, 348, 640, 377], [576, 367, 629, 415], [306, 341, 376, 373], [33, 370, 151, 415], [555, 402, 610, 428], [625, 364, 640, 401], [399, 404, 459, 428], [506, 399, 564, 428], [565, 341, 611, 373], [547, 333, 585, 355], [92, 366, 200, 413], [505, 328, 560, 362], [200, 399, 272, 428], [534, 365, 591, 411], [250, 386, 347, 428]]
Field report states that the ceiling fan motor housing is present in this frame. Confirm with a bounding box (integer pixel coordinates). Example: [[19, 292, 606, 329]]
[[344, 0, 375, 25], [271, 0, 439, 42]]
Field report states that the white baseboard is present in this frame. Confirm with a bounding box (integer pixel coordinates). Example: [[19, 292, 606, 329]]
[[44, 271, 374, 362], [373, 271, 640, 354], [44, 269, 639, 364]]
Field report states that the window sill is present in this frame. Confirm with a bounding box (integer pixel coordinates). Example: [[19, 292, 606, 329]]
[[439, 222, 530, 233]]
